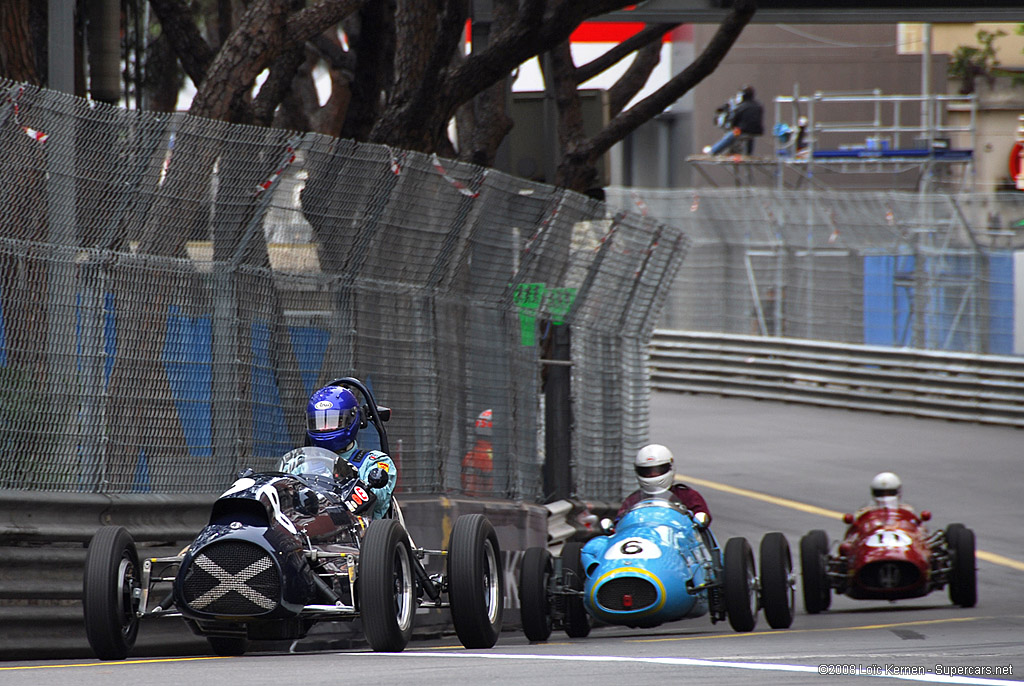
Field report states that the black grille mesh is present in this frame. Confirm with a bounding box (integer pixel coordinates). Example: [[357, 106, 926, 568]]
[[181, 540, 280, 615], [596, 576, 658, 611], [858, 560, 921, 591]]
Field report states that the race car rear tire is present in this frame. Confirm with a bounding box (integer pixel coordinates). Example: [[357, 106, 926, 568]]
[[448, 514, 505, 649], [83, 526, 142, 660], [946, 523, 977, 608], [759, 532, 795, 629], [361, 519, 416, 652], [519, 547, 554, 642], [560, 541, 591, 638], [207, 635, 248, 656], [800, 529, 831, 614], [724, 537, 758, 632]]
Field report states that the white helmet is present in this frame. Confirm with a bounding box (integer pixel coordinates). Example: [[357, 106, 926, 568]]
[[634, 444, 675, 494], [870, 471, 901, 509]]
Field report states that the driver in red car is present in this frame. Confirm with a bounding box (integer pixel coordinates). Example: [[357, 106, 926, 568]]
[[842, 471, 929, 541], [616, 444, 712, 526]]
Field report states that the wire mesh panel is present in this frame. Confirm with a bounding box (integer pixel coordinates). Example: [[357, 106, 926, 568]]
[[0, 81, 685, 500], [608, 187, 1023, 357]]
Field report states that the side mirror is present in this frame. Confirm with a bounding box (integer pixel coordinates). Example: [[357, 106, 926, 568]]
[[377, 406, 391, 422], [920, 510, 931, 521], [693, 512, 710, 528], [843, 513, 854, 524], [599, 517, 615, 534]]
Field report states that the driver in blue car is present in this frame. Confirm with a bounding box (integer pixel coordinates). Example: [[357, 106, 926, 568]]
[[306, 383, 397, 520], [616, 444, 712, 526]]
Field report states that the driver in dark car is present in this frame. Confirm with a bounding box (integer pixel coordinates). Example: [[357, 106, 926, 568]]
[[305, 383, 397, 520], [616, 444, 711, 526]]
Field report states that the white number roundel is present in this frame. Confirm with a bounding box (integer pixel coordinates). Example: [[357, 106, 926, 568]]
[[864, 530, 913, 548], [603, 537, 662, 560]]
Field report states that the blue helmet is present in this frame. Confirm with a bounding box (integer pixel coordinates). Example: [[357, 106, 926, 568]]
[[306, 385, 361, 453]]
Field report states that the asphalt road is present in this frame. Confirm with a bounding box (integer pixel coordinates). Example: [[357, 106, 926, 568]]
[[3, 393, 1021, 685]]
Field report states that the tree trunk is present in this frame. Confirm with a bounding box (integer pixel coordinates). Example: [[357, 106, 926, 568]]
[[0, 0, 42, 85]]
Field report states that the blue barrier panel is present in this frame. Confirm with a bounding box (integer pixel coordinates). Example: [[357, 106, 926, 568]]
[[863, 255, 913, 346], [163, 306, 212, 457], [288, 326, 329, 395], [988, 253, 1014, 355], [104, 292, 116, 386], [251, 322, 291, 457]]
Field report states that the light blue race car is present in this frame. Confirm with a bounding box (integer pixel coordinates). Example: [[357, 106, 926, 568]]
[[519, 493, 795, 639]]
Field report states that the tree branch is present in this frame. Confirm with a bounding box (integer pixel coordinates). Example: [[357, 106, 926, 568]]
[[586, 0, 757, 167], [606, 39, 662, 118], [575, 23, 678, 85], [285, 0, 370, 44], [147, 0, 216, 87]]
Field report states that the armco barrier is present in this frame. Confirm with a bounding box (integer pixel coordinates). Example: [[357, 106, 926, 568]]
[[0, 491, 546, 660], [650, 330, 1024, 427]]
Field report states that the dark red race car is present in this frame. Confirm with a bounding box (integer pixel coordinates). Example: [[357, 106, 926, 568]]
[[800, 506, 976, 613]]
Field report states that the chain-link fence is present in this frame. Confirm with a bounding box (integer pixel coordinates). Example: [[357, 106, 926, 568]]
[[607, 187, 1023, 356], [0, 81, 688, 502]]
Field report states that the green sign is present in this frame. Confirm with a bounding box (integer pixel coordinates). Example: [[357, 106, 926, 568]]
[[512, 283, 577, 345]]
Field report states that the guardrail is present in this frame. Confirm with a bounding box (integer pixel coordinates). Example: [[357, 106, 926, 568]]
[[649, 330, 1024, 427]]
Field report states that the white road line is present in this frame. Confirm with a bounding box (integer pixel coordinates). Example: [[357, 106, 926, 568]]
[[352, 651, 1020, 686]]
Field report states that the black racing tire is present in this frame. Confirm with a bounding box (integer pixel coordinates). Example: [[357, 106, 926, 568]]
[[800, 529, 831, 614], [360, 518, 416, 652], [724, 537, 758, 632], [759, 532, 795, 629], [946, 523, 977, 608], [560, 541, 591, 638], [448, 514, 505, 649], [207, 635, 248, 656], [83, 526, 142, 660], [519, 547, 554, 642]]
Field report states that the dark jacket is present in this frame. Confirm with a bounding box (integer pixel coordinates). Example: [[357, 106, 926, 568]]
[[616, 483, 712, 523], [729, 99, 764, 136]]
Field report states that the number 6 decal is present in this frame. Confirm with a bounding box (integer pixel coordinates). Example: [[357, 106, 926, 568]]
[[604, 537, 661, 560]]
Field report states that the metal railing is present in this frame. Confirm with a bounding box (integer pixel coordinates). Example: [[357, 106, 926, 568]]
[[650, 330, 1024, 427]]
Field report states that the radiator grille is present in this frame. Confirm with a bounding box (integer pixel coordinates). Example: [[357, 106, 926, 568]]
[[858, 560, 921, 591], [181, 540, 280, 615], [596, 576, 658, 611]]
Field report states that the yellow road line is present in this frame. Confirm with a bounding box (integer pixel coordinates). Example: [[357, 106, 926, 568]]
[[626, 616, 986, 643], [677, 473, 846, 520], [977, 550, 1024, 572], [678, 473, 1024, 572], [0, 656, 230, 671]]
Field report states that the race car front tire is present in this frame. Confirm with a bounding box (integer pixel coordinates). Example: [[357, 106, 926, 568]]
[[560, 541, 592, 638], [83, 526, 142, 660], [361, 518, 416, 652], [800, 529, 831, 614], [724, 537, 758, 632], [759, 532, 795, 629], [519, 547, 554, 642], [448, 514, 505, 649], [946, 523, 977, 608]]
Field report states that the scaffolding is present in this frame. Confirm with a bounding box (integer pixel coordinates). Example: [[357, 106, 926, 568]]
[[688, 90, 978, 194]]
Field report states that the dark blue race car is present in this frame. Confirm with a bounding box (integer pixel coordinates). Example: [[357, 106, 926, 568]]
[[82, 378, 504, 659]]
